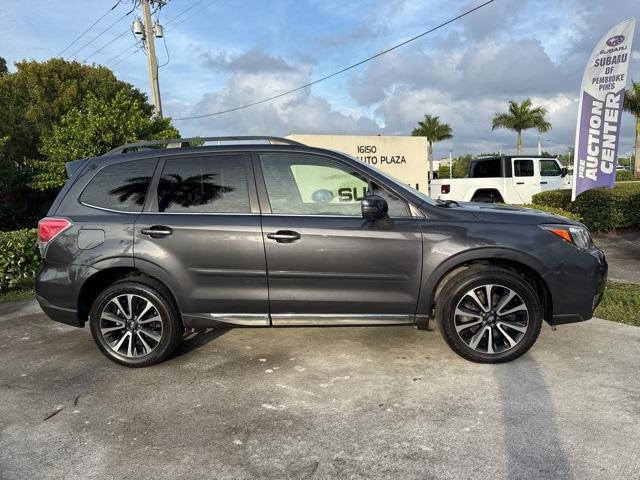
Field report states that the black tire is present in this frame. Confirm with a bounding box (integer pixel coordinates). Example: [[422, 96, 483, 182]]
[[435, 266, 542, 363], [89, 278, 183, 367]]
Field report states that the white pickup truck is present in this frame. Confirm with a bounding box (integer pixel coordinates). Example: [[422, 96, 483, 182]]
[[431, 155, 571, 204]]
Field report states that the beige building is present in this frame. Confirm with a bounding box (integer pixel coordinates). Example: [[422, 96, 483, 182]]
[[287, 134, 431, 194]]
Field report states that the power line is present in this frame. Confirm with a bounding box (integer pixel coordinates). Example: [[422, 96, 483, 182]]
[[174, 0, 496, 121], [104, 0, 212, 68], [56, 1, 122, 57], [82, 29, 130, 62], [68, 1, 139, 59], [164, 0, 206, 26], [112, 47, 143, 67], [105, 43, 140, 65]]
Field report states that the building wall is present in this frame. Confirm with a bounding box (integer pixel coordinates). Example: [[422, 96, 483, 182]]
[[287, 134, 430, 193]]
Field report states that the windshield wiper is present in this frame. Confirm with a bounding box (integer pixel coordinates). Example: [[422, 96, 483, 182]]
[[436, 199, 460, 208]]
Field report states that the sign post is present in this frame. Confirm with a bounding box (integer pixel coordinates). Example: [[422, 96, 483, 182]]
[[571, 18, 636, 201]]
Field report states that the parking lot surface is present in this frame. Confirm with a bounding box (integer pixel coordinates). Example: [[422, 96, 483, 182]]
[[1, 300, 639, 480]]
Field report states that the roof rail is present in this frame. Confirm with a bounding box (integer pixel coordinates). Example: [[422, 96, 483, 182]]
[[104, 136, 304, 155]]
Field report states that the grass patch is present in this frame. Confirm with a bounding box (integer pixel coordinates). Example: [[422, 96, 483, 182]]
[[595, 281, 640, 326], [0, 287, 35, 304]]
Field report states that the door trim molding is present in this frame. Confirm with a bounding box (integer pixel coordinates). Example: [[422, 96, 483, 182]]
[[270, 314, 413, 326], [183, 313, 270, 328]]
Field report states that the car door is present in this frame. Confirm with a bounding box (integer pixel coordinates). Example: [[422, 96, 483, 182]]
[[539, 158, 569, 192], [512, 158, 539, 203], [134, 152, 269, 326], [255, 151, 423, 325]]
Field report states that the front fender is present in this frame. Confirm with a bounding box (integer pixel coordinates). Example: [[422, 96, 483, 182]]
[[416, 246, 550, 316]]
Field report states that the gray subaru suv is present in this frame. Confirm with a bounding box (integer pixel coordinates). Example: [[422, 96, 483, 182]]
[[35, 137, 607, 367]]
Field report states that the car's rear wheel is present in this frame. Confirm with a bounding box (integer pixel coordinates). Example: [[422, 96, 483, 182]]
[[436, 266, 542, 363], [89, 279, 183, 367]]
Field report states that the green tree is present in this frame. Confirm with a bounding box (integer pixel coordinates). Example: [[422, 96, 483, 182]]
[[491, 99, 551, 153], [0, 57, 7, 76], [0, 58, 150, 164], [411, 114, 453, 182], [623, 81, 640, 175], [30, 89, 179, 190]]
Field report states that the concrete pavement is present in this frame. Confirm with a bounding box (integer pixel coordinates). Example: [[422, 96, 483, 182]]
[[1, 300, 639, 480]]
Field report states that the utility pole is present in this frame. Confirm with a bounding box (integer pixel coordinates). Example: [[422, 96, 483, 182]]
[[140, 0, 163, 118], [449, 150, 453, 179]]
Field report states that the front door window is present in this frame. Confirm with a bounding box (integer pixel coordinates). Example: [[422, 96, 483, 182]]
[[260, 153, 410, 217]]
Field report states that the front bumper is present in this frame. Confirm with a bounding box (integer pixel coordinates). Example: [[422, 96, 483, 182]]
[[544, 246, 608, 325]]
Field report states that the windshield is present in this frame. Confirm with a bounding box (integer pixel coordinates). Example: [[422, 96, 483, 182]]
[[342, 153, 436, 206]]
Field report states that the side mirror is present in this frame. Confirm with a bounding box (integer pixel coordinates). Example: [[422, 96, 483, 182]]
[[561, 167, 568, 177], [361, 195, 388, 220]]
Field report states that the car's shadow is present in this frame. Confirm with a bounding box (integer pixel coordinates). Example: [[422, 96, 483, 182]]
[[170, 328, 231, 358]]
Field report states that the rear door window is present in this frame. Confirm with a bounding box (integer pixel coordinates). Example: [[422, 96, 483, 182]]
[[157, 155, 250, 213], [514, 159, 534, 177], [80, 158, 157, 212]]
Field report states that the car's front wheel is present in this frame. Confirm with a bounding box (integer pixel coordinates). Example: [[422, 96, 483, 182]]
[[89, 279, 183, 367], [436, 266, 543, 363]]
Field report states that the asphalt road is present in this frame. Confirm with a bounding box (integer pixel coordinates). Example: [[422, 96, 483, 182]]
[[593, 230, 640, 284], [1, 300, 639, 480]]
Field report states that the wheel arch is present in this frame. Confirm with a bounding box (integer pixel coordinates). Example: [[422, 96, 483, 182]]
[[419, 248, 553, 324], [77, 263, 182, 327], [470, 188, 504, 203]]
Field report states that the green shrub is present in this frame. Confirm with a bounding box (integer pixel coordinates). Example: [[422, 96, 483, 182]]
[[437, 165, 451, 179], [616, 170, 634, 182], [531, 182, 640, 231], [519, 204, 582, 222], [0, 229, 40, 292]]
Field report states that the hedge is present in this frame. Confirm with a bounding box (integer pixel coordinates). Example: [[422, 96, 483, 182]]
[[519, 204, 582, 222], [0, 229, 40, 292], [616, 170, 634, 182], [531, 182, 640, 231]]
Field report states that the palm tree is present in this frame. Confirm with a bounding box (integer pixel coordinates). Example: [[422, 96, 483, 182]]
[[491, 99, 551, 153], [624, 81, 640, 175], [411, 114, 453, 188]]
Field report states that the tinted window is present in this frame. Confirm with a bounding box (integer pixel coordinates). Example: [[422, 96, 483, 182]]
[[514, 159, 534, 177], [80, 158, 157, 212], [470, 159, 501, 178], [157, 155, 250, 213], [540, 159, 562, 177], [260, 154, 410, 217]]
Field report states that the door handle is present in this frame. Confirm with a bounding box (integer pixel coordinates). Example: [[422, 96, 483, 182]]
[[267, 230, 301, 243], [141, 226, 173, 237], [516, 182, 525, 185], [540, 181, 548, 185]]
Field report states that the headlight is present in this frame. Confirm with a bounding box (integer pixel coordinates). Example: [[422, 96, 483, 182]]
[[541, 224, 593, 249]]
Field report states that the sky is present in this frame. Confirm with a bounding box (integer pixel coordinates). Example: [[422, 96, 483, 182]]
[[2, 0, 640, 159]]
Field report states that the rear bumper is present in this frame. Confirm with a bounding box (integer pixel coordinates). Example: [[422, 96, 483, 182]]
[[36, 295, 82, 327], [545, 246, 608, 325], [35, 262, 97, 328]]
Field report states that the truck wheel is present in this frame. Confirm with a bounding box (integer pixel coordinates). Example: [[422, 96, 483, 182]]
[[436, 267, 542, 363], [89, 279, 183, 368]]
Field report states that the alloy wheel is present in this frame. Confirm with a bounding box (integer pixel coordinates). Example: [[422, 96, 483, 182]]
[[454, 284, 529, 354], [99, 293, 164, 358]]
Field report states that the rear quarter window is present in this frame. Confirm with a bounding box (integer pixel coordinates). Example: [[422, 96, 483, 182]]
[[470, 159, 501, 177], [79, 158, 157, 212]]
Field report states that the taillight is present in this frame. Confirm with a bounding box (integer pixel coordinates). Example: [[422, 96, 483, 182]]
[[38, 217, 72, 254], [441, 184, 451, 194]]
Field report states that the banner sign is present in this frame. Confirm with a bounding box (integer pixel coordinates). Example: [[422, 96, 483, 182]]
[[572, 18, 636, 201]]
